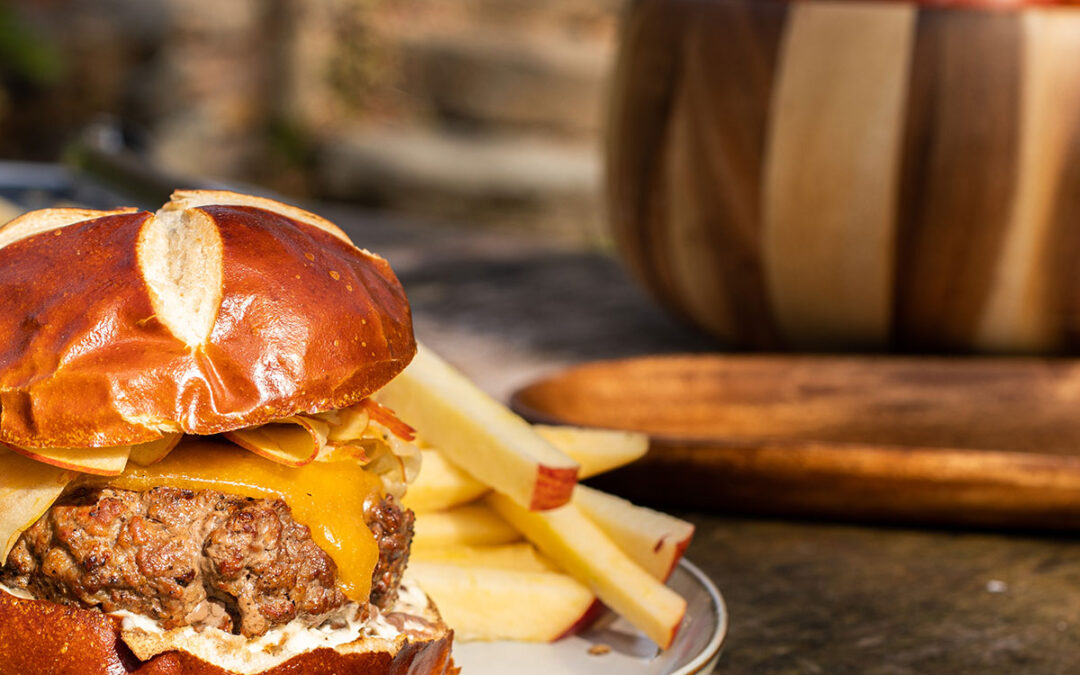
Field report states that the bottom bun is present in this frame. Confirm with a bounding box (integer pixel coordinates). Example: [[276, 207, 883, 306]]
[[0, 580, 456, 675]]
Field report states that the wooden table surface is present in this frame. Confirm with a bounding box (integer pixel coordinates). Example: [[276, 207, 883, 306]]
[[326, 203, 1080, 674]]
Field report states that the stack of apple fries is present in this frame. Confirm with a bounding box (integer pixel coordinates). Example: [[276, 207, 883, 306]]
[[375, 344, 694, 649]]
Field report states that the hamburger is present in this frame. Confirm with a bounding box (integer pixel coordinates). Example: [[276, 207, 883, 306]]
[[0, 191, 456, 673]]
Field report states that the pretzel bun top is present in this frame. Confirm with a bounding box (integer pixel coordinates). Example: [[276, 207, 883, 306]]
[[0, 190, 416, 449]]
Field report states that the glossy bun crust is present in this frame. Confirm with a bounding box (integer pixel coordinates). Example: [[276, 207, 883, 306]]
[[0, 591, 456, 675], [0, 191, 416, 449]]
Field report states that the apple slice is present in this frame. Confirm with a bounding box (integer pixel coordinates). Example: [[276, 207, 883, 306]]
[[412, 504, 522, 550], [486, 492, 687, 649], [1, 442, 130, 476], [401, 449, 488, 513], [408, 562, 595, 642], [0, 446, 74, 560], [534, 425, 648, 479], [375, 343, 578, 510], [317, 403, 371, 443], [574, 485, 694, 582], [224, 415, 328, 467], [410, 542, 557, 573], [128, 433, 183, 467]]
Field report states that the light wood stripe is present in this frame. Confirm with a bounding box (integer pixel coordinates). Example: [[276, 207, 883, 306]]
[[662, 83, 736, 339], [763, 1, 915, 349], [659, 0, 787, 347], [976, 11, 1080, 353], [894, 10, 1021, 350]]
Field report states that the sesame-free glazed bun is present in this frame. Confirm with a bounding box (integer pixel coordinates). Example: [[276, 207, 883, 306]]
[[0, 191, 416, 449], [0, 585, 456, 675]]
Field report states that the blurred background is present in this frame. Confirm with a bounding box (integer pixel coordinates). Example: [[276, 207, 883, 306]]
[[0, 0, 617, 244]]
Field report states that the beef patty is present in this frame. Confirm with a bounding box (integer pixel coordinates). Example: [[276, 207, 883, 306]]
[[1, 487, 413, 637]]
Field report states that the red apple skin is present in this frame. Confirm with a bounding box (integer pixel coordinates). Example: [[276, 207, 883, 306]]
[[661, 605, 687, 650], [659, 535, 693, 583], [572, 485, 695, 582], [529, 465, 579, 510], [555, 599, 605, 641], [1, 442, 121, 476]]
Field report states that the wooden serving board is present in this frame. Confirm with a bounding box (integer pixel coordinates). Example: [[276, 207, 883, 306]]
[[510, 355, 1080, 530]]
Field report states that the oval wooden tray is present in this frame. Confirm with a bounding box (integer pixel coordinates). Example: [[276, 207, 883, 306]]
[[511, 355, 1080, 529]]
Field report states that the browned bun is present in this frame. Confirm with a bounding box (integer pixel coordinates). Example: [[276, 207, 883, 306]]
[[0, 191, 416, 449], [0, 591, 456, 675]]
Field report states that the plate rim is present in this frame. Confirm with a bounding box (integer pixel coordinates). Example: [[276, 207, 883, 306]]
[[672, 558, 728, 675]]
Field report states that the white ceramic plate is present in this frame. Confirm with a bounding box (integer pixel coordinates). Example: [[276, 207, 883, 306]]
[[452, 559, 727, 674]]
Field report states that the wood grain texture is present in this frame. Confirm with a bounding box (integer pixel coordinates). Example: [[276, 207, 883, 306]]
[[658, 0, 787, 346], [976, 11, 1080, 353], [894, 8, 1022, 350], [606, 0, 690, 328], [512, 355, 1080, 529], [608, 0, 1080, 354], [763, 1, 915, 349], [1040, 10, 1080, 351], [608, 0, 787, 346]]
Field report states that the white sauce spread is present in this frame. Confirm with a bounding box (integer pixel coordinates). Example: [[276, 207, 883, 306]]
[[123, 577, 431, 646]]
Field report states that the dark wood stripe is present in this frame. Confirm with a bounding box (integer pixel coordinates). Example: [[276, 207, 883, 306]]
[[605, 0, 690, 321], [893, 7, 1022, 351], [606, 0, 787, 347], [662, 0, 788, 347], [1044, 76, 1080, 350]]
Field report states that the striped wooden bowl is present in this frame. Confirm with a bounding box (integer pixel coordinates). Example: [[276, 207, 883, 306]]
[[607, 0, 1080, 352]]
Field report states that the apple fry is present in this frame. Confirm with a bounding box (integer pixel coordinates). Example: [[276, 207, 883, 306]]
[[534, 425, 648, 479], [405, 426, 650, 513], [408, 562, 596, 642], [401, 449, 487, 513], [412, 503, 522, 550], [411, 542, 557, 573], [574, 484, 694, 582], [486, 492, 687, 649], [376, 343, 579, 510]]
